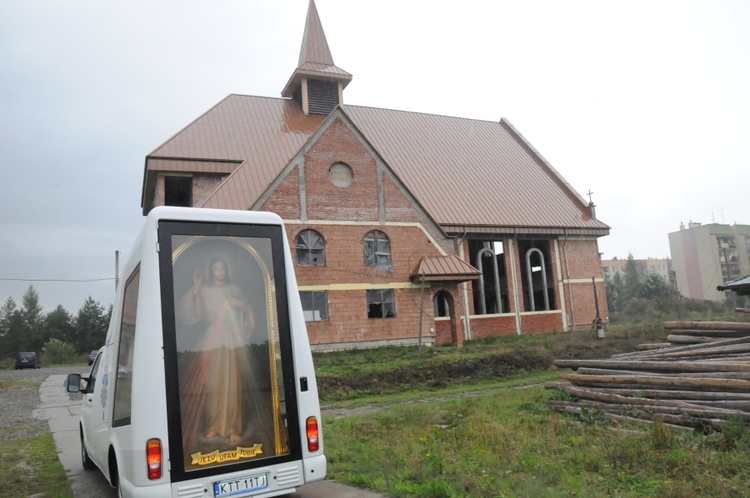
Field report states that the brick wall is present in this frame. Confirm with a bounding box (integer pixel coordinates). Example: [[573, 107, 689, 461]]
[[559, 238, 608, 330], [305, 119, 380, 222], [259, 116, 464, 347], [520, 312, 564, 334], [152, 174, 223, 209], [261, 166, 300, 220], [468, 315, 518, 339]]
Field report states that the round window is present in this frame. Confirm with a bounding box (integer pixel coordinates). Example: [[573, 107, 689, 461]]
[[329, 162, 353, 188]]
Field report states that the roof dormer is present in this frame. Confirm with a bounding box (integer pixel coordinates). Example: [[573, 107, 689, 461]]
[[281, 0, 352, 115]]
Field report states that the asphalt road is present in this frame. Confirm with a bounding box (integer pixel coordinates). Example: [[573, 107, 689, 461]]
[[35, 374, 386, 498]]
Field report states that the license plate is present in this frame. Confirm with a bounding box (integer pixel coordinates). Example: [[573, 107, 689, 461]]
[[213, 473, 268, 497]]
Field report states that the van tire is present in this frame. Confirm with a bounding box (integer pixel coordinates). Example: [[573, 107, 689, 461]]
[[81, 434, 95, 470]]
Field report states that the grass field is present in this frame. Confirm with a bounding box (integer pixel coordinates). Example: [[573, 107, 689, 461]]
[[322, 373, 750, 497], [5, 322, 749, 497], [318, 324, 750, 497]]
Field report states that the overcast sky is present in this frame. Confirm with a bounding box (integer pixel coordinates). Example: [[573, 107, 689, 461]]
[[1, 0, 748, 313]]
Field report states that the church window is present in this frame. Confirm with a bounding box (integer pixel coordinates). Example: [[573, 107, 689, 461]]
[[367, 289, 395, 318], [364, 231, 391, 268], [296, 229, 326, 266], [329, 162, 353, 187]]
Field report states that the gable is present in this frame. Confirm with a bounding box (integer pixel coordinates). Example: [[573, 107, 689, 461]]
[[255, 112, 450, 249]]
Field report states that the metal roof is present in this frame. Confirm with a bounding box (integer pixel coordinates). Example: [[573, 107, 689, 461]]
[[717, 275, 750, 296], [144, 95, 610, 237], [412, 255, 482, 282], [344, 105, 607, 234]]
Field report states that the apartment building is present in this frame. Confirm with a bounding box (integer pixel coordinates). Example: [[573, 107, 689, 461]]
[[668, 222, 750, 301], [601, 257, 672, 282]]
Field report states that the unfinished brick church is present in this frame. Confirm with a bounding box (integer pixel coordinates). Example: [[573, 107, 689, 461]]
[[141, 0, 610, 349]]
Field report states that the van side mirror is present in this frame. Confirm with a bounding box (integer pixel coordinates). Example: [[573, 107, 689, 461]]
[[67, 373, 82, 393]]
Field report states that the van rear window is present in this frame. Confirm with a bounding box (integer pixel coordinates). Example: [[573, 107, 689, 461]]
[[160, 224, 298, 476]]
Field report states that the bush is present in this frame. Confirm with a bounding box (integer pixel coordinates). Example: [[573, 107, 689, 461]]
[[41, 339, 77, 366]]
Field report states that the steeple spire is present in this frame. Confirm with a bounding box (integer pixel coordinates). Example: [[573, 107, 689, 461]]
[[282, 0, 352, 115], [298, 0, 334, 66]]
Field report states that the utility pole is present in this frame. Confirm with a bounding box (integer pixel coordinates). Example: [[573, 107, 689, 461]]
[[115, 250, 120, 291]]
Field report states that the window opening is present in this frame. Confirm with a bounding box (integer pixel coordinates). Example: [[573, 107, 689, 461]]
[[364, 231, 391, 268], [469, 240, 509, 314], [329, 162, 353, 188], [518, 240, 556, 312], [367, 289, 395, 318], [164, 176, 192, 207], [433, 291, 451, 317], [300, 291, 328, 321], [296, 230, 325, 266], [525, 248, 550, 311]]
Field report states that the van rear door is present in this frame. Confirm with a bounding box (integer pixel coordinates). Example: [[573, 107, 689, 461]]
[[157, 219, 303, 484]]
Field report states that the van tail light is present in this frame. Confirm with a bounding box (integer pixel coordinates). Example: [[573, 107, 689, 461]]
[[306, 417, 320, 452], [146, 438, 162, 479]]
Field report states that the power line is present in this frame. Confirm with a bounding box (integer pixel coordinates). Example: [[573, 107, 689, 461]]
[[0, 277, 115, 283]]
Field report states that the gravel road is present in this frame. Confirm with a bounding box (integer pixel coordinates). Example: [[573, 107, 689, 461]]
[[0, 366, 90, 443]]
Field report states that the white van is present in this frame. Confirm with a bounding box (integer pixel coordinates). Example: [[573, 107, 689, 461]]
[[68, 206, 325, 497]]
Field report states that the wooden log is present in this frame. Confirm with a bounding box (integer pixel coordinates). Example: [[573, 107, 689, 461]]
[[696, 354, 750, 362], [682, 400, 750, 411], [667, 335, 718, 344], [664, 329, 750, 338], [548, 402, 724, 429], [554, 359, 750, 373], [560, 373, 750, 393], [655, 343, 750, 358], [574, 368, 750, 380], [663, 321, 750, 331], [609, 336, 750, 360], [637, 343, 672, 350], [559, 386, 742, 412], [553, 386, 750, 401], [551, 398, 750, 421], [597, 401, 749, 422]]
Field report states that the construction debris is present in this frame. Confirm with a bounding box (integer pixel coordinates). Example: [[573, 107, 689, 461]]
[[547, 320, 750, 431]]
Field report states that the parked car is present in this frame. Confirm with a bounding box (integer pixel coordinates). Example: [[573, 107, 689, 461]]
[[15, 352, 40, 369], [87, 349, 98, 365]]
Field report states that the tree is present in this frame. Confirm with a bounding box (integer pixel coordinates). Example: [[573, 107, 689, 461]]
[[21, 285, 45, 352], [622, 254, 641, 303], [73, 297, 109, 353], [635, 273, 673, 300], [605, 272, 624, 313], [45, 305, 75, 345], [0, 297, 22, 357]]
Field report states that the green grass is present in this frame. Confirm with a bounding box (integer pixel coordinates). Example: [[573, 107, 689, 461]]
[[314, 324, 668, 403], [0, 379, 73, 498], [0, 433, 72, 498], [317, 324, 750, 497], [323, 378, 750, 497]]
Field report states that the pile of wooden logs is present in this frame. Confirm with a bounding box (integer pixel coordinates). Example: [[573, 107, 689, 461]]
[[547, 321, 750, 431]]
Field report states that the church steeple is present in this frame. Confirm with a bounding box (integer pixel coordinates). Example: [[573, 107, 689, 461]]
[[282, 0, 352, 115]]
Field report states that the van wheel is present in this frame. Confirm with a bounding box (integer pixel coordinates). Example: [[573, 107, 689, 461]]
[[81, 435, 95, 470]]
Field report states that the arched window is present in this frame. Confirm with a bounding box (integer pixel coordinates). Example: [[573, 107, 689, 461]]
[[364, 231, 391, 268], [295, 229, 325, 266], [433, 290, 452, 318]]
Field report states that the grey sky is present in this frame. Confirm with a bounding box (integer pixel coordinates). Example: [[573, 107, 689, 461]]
[[1, 0, 748, 313]]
